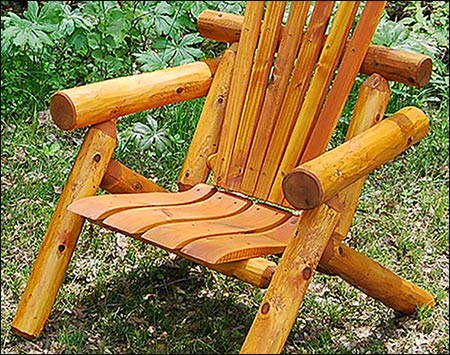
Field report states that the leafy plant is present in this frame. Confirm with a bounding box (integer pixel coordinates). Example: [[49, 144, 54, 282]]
[[1, 1, 245, 121]]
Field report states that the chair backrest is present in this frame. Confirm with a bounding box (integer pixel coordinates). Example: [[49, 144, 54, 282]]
[[211, 1, 386, 207]]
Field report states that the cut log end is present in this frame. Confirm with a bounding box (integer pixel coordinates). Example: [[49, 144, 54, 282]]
[[363, 73, 391, 92], [282, 168, 323, 210], [50, 92, 77, 130], [11, 325, 37, 340], [416, 56, 433, 88]]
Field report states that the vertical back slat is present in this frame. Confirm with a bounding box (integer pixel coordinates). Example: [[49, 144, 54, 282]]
[[214, 1, 265, 187], [300, 1, 387, 163], [240, 1, 311, 195], [225, 1, 287, 190], [252, 1, 337, 201], [208, 1, 385, 211], [267, 1, 361, 204]]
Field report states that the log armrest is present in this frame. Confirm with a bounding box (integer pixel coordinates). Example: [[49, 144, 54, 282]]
[[50, 58, 221, 131], [283, 107, 429, 210], [198, 10, 432, 88]]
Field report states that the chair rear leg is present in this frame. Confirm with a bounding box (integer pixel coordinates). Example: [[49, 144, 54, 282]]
[[319, 236, 435, 313], [11, 121, 117, 339], [240, 202, 340, 354]]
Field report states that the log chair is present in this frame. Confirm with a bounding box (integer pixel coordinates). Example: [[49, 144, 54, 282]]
[[12, 2, 435, 353]]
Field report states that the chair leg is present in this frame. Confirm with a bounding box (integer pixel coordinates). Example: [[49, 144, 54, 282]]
[[319, 236, 435, 313], [240, 203, 340, 354], [11, 121, 117, 339]]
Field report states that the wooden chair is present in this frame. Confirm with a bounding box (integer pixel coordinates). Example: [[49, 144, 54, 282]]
[[12, 1, 436, 353]]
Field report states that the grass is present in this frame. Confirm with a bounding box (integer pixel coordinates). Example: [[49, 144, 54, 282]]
[[1, 7, 449, 355]]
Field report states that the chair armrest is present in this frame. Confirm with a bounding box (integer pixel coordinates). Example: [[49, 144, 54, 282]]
[[50, 58, 221, 131], [282, 107, 429, 210], [198, 10, 432, 88]]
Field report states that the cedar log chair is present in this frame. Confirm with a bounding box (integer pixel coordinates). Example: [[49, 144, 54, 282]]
[[12, 1, 436, 353]]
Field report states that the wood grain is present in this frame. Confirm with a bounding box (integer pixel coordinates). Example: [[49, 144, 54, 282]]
[[51, 59, 220, 130], [283, 107, 429, 210], [240, 203, 339, 353], [69, 183, 215, 222], [102, 191, 251, 235], [197, 9, 432, 87], [141, 203, 290, 250], [101, 159, 167, 194], [178, 44, 237, 191]]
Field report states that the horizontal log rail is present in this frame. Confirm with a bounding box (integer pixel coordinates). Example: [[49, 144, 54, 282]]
[[282, 106, 429, 210], [100, 159, 167, 194], [198, 10, 432, 88], [50, 58, 221, 131]]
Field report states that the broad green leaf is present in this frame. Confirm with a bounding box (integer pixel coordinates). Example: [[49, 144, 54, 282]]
[[92, 48, 104, 61], [24, 1, 39, 22], [87, 32, 100, 49], [39, 2, 63, 24], [155, 1, 174, 16], [13, 31, 28, 47], [69, 30, 87, 51], [180, 33, 203, 46], [60, 18, 75, 36], [134, 51, 166, 72], [154, 14, 172, 35]]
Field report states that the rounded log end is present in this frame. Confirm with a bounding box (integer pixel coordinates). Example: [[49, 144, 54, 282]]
[[416, 56, 433, 88], [282, 168, 323, 210], [363, 73, 390, 92], [11, 324, 37, 340], [197, 10, 242, 43], [50, 92, 77, 130], [395, 106, 430, 134]]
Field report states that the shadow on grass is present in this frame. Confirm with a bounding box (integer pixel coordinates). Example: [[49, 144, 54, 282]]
[[23, 255, 423, 354]]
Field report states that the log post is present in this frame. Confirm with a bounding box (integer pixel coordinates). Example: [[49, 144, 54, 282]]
[[240, 203, 340, 354], [335, 73, 391, 239], [178, 44, 237, 191], [11, 121, 117, 339], [197, 10, 432, 87], [101, 159, 167, 194], [319, 236, 435, 313], [283, 106, 429, 210]]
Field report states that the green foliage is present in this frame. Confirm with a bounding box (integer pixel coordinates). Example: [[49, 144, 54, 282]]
[[373, 2, 449, 114], [1, 1, 246, 120]]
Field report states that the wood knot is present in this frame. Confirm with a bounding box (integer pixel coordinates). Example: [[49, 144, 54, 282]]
[[134, 182, 142, 191], [93, 153, 101, 162], [261, 302, 270, 315], [338, 246, 344, 256], [176, 87, 184, 94], [58, 244, 66, 253], [302, 267, 312, 280]]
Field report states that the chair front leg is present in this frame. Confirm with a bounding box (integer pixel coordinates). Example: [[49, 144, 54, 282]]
[[240, 202, 340, 354], [11, 121, 117, 339]]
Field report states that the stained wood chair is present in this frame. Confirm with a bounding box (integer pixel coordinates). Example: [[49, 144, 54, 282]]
[[12, 1, 436, 353]]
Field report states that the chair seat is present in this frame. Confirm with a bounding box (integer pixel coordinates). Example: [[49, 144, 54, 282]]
[[68, 184, 298, 264]]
